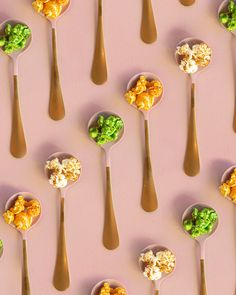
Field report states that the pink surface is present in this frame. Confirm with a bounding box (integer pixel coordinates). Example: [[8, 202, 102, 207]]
[[0, 0, 236, 294]]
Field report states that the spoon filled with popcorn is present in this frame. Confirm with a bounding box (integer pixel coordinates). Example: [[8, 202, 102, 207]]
[[139, 244, 176, 295], [88, 111, 124, 250], [0, 20, 32, 158], [219, 165, 236, 202], [175, 38, 212, 177], [91, 279, 127, 295], [182, 204, 219, 295], [219, 0, 236, 132], [45, 152, 82, 291], [124, 73, 163, 212], [32, 0, 70, 120], [3, 193, 41, 295]]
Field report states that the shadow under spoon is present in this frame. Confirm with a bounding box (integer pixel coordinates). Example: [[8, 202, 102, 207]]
[[91, 0, 107, 85]]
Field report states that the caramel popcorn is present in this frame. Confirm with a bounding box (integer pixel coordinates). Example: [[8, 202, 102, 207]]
[[3, 196, 41, 231], [46, 157, 81, 188], [99, 283, 127, 295], [32, 0, 69, 19], [176, 42, 212, 74], [125, 75, 163, 111], [219, 169, 236, 202], [139, 249, 176, 281]]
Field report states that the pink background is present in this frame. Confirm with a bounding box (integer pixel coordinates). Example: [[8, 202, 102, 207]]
[[0, 0, 236, 294]]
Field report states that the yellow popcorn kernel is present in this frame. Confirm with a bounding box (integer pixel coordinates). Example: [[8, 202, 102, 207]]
[[43, 1, 62, 19], [62, 157, 81, 181], [124, 91, 136, 105], [132, 84, 146, 95], [136, 92, 153, 110], [10, 196, 25, 215], [14, 212, 32, 231], [56, 0, 69, 5], [25, 200, 41, 217], [219, 183, 231, 197], [3, 210, 14, 224], [32, 0, 44, 13]]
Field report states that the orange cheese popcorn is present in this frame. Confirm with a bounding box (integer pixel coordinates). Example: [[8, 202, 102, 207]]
[[219, 169, 236, 202], [14, 212, 33, 231], [32, 0, 68, 19], [3, 195, 41, 231], [99, 283, 127, 295], [3, 210, 14, 224], [125, 75, 163, 111]]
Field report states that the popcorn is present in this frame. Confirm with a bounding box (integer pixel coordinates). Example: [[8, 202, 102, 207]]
[[32, 0, 68, 19], [139, 249, 176, 281], [125, 75, 163, 111], [3, 196, 41, 231], [99, 283, 127, 295], [176, 42, 212, 74], [46, 157, 81, 188], [219, 169, 236, 202]]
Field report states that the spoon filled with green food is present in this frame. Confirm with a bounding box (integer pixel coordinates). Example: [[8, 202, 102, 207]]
[[0, 240, 3, 258], [182, 204, 218, 295], [88, 111, 124, 250], [0, 20, 32, 158]]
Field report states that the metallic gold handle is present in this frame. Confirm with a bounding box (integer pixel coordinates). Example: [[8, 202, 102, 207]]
[[154, 290, 159, 295], [103, 166, 119, 250], [10, 75, 27, 158], [53, 197, 70, 291], [179, 0, 195, 6], [141, 0, 157, 44], [200, 259, 207, 295], [22, 239, 31, 295], [141, 119, 158, 212], [91, 0, 107, 85], [49, 28, 65, 121], [184, 83, 200, 176]]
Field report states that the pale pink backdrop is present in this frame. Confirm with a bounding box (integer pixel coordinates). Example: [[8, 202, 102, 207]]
[[0, 0, 235, 294]]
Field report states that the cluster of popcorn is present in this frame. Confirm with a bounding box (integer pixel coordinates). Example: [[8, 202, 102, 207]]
[[139, 250, 176, 281], [125, 75, 163, 110], [99, 283, 127, 295], [219, 169, 236, 202], [3, 196, 41, 231], [46, 157, 81, 188], [32, 0, 69, 19], [176, 43, 212, 74]]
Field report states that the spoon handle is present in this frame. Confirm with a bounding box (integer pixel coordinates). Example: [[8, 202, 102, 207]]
[[103, 165, 119, 250], [22, 239, 31, 295], [10, 74, 27, 158], [183, 82, 200, 176], [141, 119, 158, 212], [154, 290, 159, 295], [200, 259, 207, 295], [91, 0, 107, 85], [49, 27, 65, 120], [53, 197, 70, 291], [141, 0, 157, 44], [179, 0, 195, 6]]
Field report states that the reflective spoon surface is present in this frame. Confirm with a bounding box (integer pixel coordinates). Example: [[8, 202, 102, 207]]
[[141, 0, 157, 43], [179, 0, 195, 6], [91, 0, 107, 85]]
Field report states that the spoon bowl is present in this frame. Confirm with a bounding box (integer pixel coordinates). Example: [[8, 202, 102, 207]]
[[175, 37, 212, 76], [88, 111, 125, 152], [91, 279, 127, 295], [5, 192, 41, 235], [0, 19, 32, 59], [182, 203, 219, 244], [126, 72, 163, 116], [218, 0, 236, 36], [45, 151, 82, 192], [221, 164, 236, 184]]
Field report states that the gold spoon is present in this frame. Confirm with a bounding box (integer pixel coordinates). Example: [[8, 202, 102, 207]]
[[45, 152, 82, 291], [34, 1, 71, 120], [88, 111, 124, 250], [182, 203, 219, 295], [4, 192, 41, 295], [179, 0, 195, 6], [175, 38, 212, 177], [141, 0, 157, 44], [91, 279, 128, 295], [139, 244, 176, 295], [218, 0, 236, 132], [126, 72, 163, 212], [0, 19, 32, 158], [91, 0, 108, 85]]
